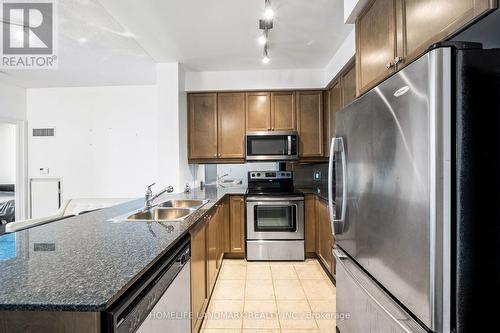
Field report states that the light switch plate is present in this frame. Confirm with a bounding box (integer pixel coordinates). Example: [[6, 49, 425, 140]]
[[313, 170, 321, 181], [39, 167, 50, 174]]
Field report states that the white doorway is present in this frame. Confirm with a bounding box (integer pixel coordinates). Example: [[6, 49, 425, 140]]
[[0, 119, 28, 223]]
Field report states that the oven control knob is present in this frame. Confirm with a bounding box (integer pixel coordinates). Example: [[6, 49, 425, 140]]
[[257, 173, 261, 177], [251, 173, 255, 177]]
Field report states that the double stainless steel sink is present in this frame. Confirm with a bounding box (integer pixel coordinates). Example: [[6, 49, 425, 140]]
[[111, 199, 209, 223]]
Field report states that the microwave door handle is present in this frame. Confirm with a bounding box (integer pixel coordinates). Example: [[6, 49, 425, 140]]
[[287, 136, 292, 155]]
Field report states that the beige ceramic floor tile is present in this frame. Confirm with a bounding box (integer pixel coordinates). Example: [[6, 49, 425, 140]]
[[309, 300, 337, 332], [300, 279, 336, 300], [201, 329, 242, 333], [224, 259, 247, 266], [281, 330, 320, 333], [243, 300, 280, 329], [246, 261, 270, 267], [213, 279, 246, 300], [247, 265, 272, 280], [270, 264, 299, 279], [203, 300, 244, 329], [294, 264, 328, 280], [274, 279, 307, 300], [220, 263, 247, 280], [245, 279, 275, 300], [242, 330, 280, 333], [277, 300, 318, 330]]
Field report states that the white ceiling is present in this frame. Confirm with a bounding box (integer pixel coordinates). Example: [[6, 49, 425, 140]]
[[1, 0, 352, 87], [99, 0, 352, 71], [0, 0, 156, 88]]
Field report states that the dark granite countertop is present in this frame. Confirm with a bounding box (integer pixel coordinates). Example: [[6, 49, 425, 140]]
[[295, 186, 329, 201], [0, 185, 328, 312], [0, 186, 245, 312]]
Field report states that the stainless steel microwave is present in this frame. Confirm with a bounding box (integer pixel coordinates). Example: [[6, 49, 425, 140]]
[[245, 131, 299, 161]]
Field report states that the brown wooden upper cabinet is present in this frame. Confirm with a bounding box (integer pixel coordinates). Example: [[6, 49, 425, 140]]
[[324, 81, 342, 157], [356, 0, 397, 96], [217, 92, 245, 159], [189, 92, 245, 162], [271, 92, 296, 131], [401, 0, 495, 63], [188, 93, 218, 159], [246, 92, 271, 131], [341, 62, 357, 106], [356, 0, 496, 95], [297, 91, 324, 158], [246, 91, 296, 132]]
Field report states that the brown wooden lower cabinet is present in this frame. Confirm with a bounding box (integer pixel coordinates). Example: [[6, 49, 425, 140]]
[[229, 196, 245, 256], [316, 198, 334, 273], [304, 194, 317, 255], [190, 218, 207, 333]]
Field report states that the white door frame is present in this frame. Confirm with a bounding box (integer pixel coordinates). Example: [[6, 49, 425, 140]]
[[0, 117, 28, 221]]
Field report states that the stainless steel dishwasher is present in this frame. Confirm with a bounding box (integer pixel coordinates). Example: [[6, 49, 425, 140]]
[[104, 236, 191, 333]]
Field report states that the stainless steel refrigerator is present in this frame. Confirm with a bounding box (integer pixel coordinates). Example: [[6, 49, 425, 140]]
[[329, 43, 500, 333]]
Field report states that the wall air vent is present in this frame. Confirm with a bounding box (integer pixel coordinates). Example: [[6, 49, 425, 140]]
[[32, 128, 55, 137]]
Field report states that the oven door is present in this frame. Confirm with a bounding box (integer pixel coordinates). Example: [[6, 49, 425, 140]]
[[246, 131, 298, 161], [246, 196, 304, 240]]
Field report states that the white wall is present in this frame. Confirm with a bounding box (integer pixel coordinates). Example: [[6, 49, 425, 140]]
[[26, 62, 203, 201], [185, 68, 325, 92], [27, 85, 161, 199], [344, 0, 370, 23], [0, 80, 26, 121], [0, 123, 16, 184], [324, 27, 356, 85]]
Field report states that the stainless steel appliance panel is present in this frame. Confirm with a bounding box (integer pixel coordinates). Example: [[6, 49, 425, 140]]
[[246, 196, 304, 240], [246, 131, 298, 161], [334, 249, 427, 333], [137, 262, 191, 333], [334, 48, 451, 332], [247, 240, 305, 261]]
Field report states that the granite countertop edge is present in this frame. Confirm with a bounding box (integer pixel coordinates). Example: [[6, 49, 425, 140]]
[[0, 186, 328, 312]]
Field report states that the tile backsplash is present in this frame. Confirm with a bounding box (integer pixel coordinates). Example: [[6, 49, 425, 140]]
[[214, 162, 278, 186], [288, 162, 329, 189]]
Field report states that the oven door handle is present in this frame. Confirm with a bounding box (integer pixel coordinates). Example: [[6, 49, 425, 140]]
[[246, 196, 304, 202], [247, 201, 301, 206]]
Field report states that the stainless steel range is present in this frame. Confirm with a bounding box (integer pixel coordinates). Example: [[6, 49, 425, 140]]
[[246, 171, 304, 261]]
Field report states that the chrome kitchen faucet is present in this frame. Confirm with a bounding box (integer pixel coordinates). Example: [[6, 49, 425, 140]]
[[145, 183, 174, 209]]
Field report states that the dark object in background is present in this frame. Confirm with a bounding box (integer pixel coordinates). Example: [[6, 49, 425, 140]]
[[0, 184, 14, 192], [0, 200, 15, 223]]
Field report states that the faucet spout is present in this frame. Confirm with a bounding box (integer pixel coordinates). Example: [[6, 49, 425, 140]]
[[145, 184, 174, 210]]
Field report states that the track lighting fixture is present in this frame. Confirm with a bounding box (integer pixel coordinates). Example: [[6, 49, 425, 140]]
[[258, 0, 274, 64], [262, 44, 270, 64]]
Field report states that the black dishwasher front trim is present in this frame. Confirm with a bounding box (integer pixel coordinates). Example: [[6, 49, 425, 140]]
[[103, 235, 190, 333]]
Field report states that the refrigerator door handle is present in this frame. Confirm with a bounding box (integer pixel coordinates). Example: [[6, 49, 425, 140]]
[[328, 138, 336, 235], [329, 137, 347, 235]]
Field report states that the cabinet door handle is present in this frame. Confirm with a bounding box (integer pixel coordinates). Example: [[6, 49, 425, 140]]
[[394, 57, 403, 66], [386, 62, 394, 69]]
